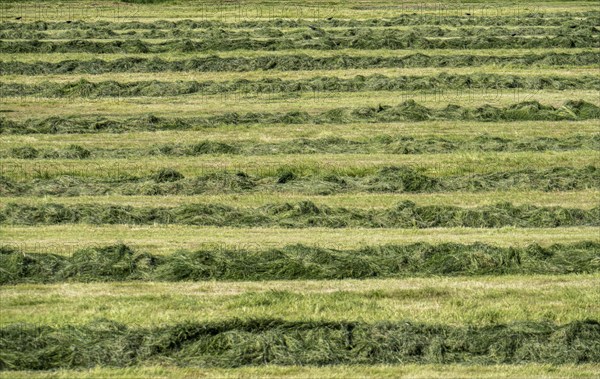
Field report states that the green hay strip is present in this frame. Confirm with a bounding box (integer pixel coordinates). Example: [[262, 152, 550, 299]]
[[1, 12, 598, 30], [2, 100, 599, 134], [0, 33, 597, 54], [1, 166, 597, 196], [2, 135, 598, 160], [0, 25, 596, 41], [2, 74, 598, 98], [2, 52, 597, 75], [0, 242, 598, 284], [0, 319, 598, 370], [0, 200, 597, 228]]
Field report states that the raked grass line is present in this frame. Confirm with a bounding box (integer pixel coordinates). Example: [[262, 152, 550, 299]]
[[0, 29, 587, 43], [2, 52, 597, 76], [3, 166, 595, 197], [2, 241, 597, 283], [2, 134, 596, 158], [2, 226, 597, 254], [3, 13, 597, 30], [3, 201, 595, 228], [3, 66, 599, 84], [2, 75, 597, 99], [1, 275, 598, 326], [3, 91, 598, 120], [0, 32, 596, 46], [4, 35, 595, 53], [0, 26, 592, 43], [1, 24, 577, 33], [2, 190, 597, 209], [2, 319, 598, 368], [1, 364, 599, 379]]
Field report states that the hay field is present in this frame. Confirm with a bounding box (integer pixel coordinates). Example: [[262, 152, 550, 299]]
[[0, 0, 599, 377]]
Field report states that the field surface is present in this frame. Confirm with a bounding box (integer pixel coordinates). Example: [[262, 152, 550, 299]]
[[0, 0, 599, 378]]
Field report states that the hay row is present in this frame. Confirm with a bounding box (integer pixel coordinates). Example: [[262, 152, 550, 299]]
[[1, 12, 598, 30], [1, 34, 597, 53], [1, 200, 597, 228], [1, 25, 596, 40], [3, 52, 598, 75], [1, 319, 598, 370], [2, 100, 598, 134], [2, 166, 597, 196], [4, 135, 598, 160], [1, 242, 599, 284], [2, 74, 598, 98]]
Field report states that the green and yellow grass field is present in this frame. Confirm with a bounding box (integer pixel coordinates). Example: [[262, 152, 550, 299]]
[[0, 0, 599, 377]]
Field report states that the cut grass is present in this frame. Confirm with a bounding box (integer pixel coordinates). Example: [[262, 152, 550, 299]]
[[2, 190, 597, 209], [3, 25, 594, 42], [1, 200, 597, 228], [2, 48, 597, 63], [1, 318, 598, 369], [2, 134, 598, 159], [0, 34, 598, 52], [2, 74, 598, 99], [1, 151, 597, 180], [1, 1, 598, 375], [1, 275, 598, 325], [1, 242, 599, 284], [2, 96, 599, 124], [3, 66, 600, 85], [1, 34, 597, 53]]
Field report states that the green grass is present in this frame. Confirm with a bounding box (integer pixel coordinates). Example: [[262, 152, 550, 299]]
[[1, 0, 597, 20], [2, 225, 597, 254], [1, 275, 598, 326], [1, 120, 597, 144], [2, 151, 597, 178]]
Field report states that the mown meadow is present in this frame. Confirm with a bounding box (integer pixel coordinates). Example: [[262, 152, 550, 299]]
[[0, 0, 599, 377]]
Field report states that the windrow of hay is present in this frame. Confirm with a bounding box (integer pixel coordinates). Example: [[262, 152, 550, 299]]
[[1, 34, 597, 54], [1, 12, 599, 30], [3, 135, 597, 159], [1, 166, 597, 196], [2, 100, 599, 134], [1, 25, 596, 40], [1, 242, 598, 284], [2, 52, 598, 75], [2, 74, 598, 98], [0, 319, 598, 370], [0, 201, 597, 227]]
